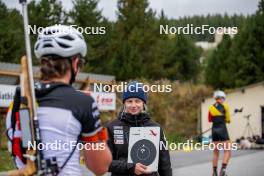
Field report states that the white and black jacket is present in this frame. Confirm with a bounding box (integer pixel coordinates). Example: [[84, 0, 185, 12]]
[[107, 112, 172, 176]]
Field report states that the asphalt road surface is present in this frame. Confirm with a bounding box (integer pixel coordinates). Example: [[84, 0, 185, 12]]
[[172, 149, 264, 176], [82, 149, 264, 176]]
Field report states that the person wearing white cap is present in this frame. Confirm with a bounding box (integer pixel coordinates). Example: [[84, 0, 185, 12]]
[[208, 90, 231, 176]]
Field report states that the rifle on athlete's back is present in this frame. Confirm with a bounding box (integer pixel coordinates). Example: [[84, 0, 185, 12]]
[[7, 0, 55, 175], [7, 56, 39, 176]]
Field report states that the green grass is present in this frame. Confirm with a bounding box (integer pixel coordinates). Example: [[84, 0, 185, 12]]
[[0, 115, 15, 172], [166, 133, 188, 144], [0, 149, 15, 171]]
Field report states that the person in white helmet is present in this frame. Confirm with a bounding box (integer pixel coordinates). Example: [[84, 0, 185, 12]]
[[208, 90, 231, 176], [13, 25, 112, 175]]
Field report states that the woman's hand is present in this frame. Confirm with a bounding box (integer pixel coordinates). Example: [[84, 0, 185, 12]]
[[134, 163, 151, 175]]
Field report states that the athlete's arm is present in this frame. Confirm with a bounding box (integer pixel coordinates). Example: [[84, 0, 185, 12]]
[[80, 99, 112, 175], [208, 111, 213, 122], [83, 141, 112, 175], [224, 103, 231, 123]]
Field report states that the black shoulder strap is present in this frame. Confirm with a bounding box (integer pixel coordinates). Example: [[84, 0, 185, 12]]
[[58, 138, 79, 174]]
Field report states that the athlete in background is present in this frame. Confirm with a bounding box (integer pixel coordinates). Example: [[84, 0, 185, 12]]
[[208, 90, 231, 176]]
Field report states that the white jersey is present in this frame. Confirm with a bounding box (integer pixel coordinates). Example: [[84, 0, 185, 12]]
[[35, 82, 102, 175]]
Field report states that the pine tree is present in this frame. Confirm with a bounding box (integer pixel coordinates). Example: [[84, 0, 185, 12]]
[[205, 0, 264, 88], [0, 1, 24, 63], [165, 34, 201, 81], [110, 0, 160, 80], [69, 0, 113, 74], [228, 0, 264, 87], [28, 0, 65, 27], [205, 35, 232, 88]]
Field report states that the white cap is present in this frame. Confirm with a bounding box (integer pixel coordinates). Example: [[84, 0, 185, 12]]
[[213, 90, 226, 99]]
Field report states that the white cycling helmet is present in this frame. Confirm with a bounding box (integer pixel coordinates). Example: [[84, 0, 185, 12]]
[[34, 25, 87, 58], [213, 90, 226, 99]]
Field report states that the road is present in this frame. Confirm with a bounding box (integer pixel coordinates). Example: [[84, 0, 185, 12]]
[[82, 149, 264, 176], [172, 149, 264, 176]]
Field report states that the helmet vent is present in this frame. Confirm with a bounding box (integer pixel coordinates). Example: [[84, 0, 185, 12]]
[[59, 35, 74, 41], [43, 44, 53, 48], [45, 29, 59, 35], [57, 42, 70, 48], [43, 39, 52, 42]]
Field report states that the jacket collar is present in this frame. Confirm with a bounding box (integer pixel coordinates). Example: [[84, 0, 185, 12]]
[[35, 81, 70, 97], [118, 112, 150, 126]]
